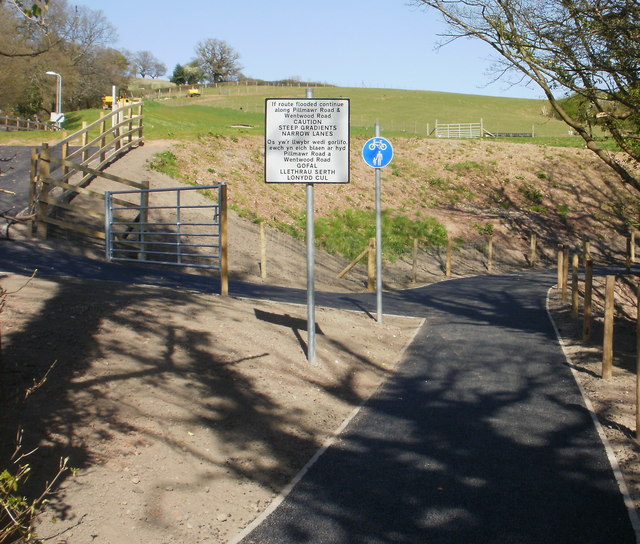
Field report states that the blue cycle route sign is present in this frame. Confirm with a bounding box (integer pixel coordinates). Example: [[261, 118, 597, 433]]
[[362, 137, 393, 168]]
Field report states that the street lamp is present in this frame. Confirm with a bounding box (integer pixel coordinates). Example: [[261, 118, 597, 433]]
[[45, 71, 63, 127]]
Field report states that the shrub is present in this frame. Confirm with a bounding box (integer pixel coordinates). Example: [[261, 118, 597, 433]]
[[148, 151, 181, 179], [313, 208, 448, 261]]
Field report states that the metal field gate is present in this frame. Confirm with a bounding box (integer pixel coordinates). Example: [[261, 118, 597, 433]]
[[105, 183, 228, 294], [435, 120, 484, 139]]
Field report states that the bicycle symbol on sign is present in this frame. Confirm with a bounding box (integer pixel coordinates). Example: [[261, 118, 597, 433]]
[[367, 138, 388, 151]]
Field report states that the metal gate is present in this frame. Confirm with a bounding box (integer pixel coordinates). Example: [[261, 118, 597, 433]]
[[435, 120, 484, 139], [105, 183, 228, 292]]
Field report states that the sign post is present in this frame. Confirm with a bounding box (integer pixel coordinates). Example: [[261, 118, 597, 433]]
[[265, 94, 350, 364], [362, 126, 394, 323]]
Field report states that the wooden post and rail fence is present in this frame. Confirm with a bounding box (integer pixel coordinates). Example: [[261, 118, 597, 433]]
[[1, 115, 57, 132], [28, 101, 229, 295], [555, 236, 640, 439], [30, 101, 145, 240]]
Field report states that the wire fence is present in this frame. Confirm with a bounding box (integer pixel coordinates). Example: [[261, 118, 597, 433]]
[[228, 221, 631, 292]]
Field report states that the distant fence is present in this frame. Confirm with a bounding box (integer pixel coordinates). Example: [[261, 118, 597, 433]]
[[435, 120, 484, 139], [433, 120, 535, 139], [485, 130, 535, 138], [137, 80, 333, 100], [1, 115, 57, 132]]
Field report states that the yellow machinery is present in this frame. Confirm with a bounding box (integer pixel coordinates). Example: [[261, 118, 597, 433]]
[[187, 87, 201, 97], [101, 96, 134, 109]]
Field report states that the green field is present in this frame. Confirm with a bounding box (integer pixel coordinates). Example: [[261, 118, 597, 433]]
[[0, 84, 588, 144], [150, 84, 573, 139]]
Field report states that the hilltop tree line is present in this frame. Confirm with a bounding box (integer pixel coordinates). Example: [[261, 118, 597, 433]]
[[0, 0, 242, 119], [1, 0, 638, 201], [0, 0, 129, 117], [169, 39, 242, 86]]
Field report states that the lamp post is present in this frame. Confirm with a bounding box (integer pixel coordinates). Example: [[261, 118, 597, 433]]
[[45, 71, 62, 127]]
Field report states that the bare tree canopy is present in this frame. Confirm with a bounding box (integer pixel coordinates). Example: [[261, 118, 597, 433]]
[[0, 0, 128, 118], [195, 38, 242, 84], [130, 50, 166, 79], [412, 0, 640, 192]]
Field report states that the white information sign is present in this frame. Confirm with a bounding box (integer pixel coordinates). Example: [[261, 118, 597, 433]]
[[265, 98, 350, 184]]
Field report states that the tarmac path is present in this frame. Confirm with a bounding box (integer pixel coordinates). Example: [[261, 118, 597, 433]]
[[235, 272, 639, 543], [0, 146, 33, 218], [0, 241, 637, 543]]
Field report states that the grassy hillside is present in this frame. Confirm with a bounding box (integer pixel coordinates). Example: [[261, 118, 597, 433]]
[[3, 85, 633, 263], [0, 85, 586, 144], [148, 84, 574, 138]]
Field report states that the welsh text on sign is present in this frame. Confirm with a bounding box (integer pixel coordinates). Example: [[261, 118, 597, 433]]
[[265, 98, 350, 184]]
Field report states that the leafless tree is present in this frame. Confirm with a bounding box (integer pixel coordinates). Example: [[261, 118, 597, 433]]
[[412, 0, 640, 192], [195, 38, 242, 83], [130, 50, 166, 79]]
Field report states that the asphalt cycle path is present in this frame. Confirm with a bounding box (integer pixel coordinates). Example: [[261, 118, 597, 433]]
[[0, 241, 637, 543], [235, 273, 639, 544]]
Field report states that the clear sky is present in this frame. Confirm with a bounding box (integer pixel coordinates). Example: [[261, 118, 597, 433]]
[[77, 0, 544, 100]]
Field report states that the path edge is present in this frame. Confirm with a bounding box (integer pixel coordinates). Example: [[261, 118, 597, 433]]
[[227, 316, 426, 544], [545, 287, 640, 544]]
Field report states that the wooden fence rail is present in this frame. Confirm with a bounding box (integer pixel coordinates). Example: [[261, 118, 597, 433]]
[[30, 101, 145, 240], [561, 261, 640, 439], [1, 115, 57, 132]]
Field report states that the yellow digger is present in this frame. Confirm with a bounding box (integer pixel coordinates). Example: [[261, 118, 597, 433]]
[[187, 87, 201, 98], [101, 96, 134, 109]]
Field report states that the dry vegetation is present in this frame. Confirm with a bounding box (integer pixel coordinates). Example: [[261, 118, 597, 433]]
[[170, 135, 640, 264]]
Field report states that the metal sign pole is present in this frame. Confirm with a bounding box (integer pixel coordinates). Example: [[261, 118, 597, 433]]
[[306, 87, 317, 365], [375, 123, 383, 323], [265, 91, 349, 364]]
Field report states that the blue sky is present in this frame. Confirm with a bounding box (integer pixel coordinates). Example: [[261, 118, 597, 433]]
[[78, 0, 544, 100]]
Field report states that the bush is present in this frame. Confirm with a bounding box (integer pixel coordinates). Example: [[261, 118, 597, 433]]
[[314, 208, 448, 261], [148, 151, 181, 179]]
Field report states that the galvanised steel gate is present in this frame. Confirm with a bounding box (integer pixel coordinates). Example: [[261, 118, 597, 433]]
[[105, 183, 228, 293]]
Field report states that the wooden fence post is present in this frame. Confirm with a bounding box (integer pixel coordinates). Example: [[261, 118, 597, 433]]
[[571, 253, 579, 318], [114, 105, 121, 153], [562, 247, 570, 304], [81, 121, 88, 162], [29, 147, 38, 236], [36, 143, 50, 240], [368, 237, 376, 291], [446, 236, 452, 277], [488, 233, 494, 274], [100, 112, 107, 162], [530, 233, 537, 267], [557, 244, 564, 288], [260, 222, 267, 279], [412, 238, 418, 283], [584, 240, 591, 263], [583, 260, 593, 342], [127, 104, 133, 146], [137, 103, 143, 142], [602, 275, 615, 380], [220, 184, 228, 297]]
